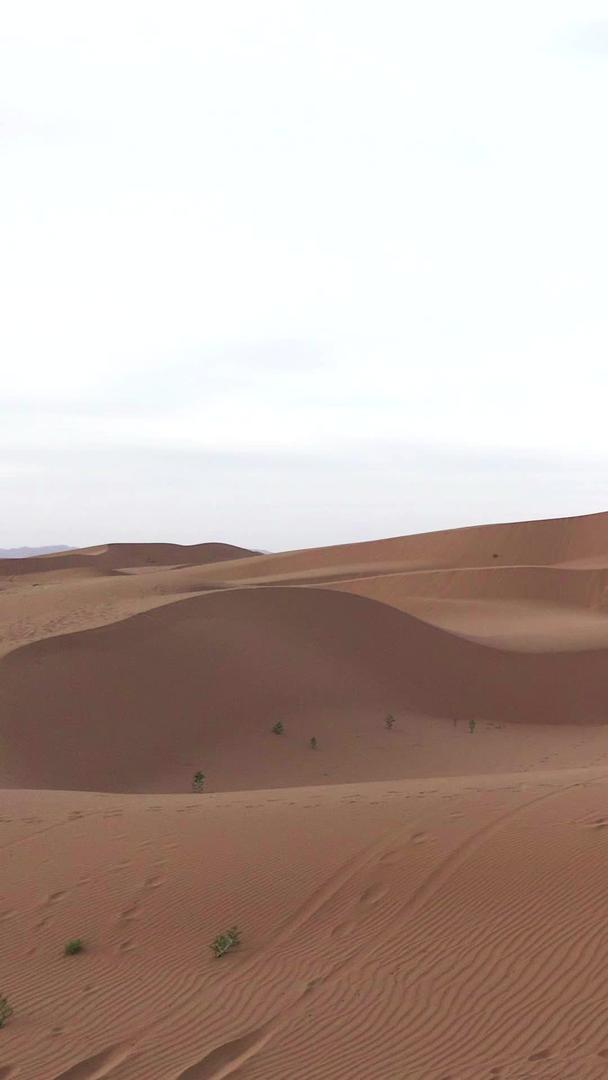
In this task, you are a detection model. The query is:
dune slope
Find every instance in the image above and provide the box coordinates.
[3,586,608,793]
[3,770,608,1079]
[6,512,608,1077]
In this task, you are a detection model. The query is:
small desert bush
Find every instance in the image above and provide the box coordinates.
[210,927,241,958]
[468,718,476,734]
[384,713,396,730]
[192,770,205,792]
[272,721,284,735]
[0,994,12,1027]
[310,736,318,750]
[64,939,84,956]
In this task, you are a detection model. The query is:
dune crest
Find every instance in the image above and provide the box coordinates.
[4,511,608,1077]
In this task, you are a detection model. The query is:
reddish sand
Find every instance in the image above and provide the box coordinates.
[3,514,608,1077]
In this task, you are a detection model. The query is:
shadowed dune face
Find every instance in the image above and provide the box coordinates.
[326,565,608,651]
[3,585,608,792]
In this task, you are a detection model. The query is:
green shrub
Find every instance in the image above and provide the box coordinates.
[384,713,396,730]
[0,994,12,1027]
[310,736,318,750]
[64,939,84,956]
[210,927,240,958]
[468,718,476,734]
[272,721,284,735]
[192,770,205,792]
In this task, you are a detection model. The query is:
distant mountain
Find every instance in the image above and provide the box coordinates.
[0,545,72,559]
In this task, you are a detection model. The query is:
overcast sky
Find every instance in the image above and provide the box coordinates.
[2,1,608,550]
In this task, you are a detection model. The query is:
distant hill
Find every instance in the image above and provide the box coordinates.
[0,545,72,559]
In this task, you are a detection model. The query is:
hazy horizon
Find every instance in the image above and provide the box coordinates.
[3,2,608,550]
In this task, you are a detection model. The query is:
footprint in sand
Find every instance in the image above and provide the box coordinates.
[52,1044,130,1079]
[120,902,139,922]
[143,873,165,888]
[528,1048,552,1062]
[359,882,388,905]
[38,890,66,910]
[380,849,401,864]
[330,920,357,939]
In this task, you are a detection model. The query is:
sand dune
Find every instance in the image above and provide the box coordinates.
[154,509,608,588]
[5,511,608,1076]
[4,585,608,794]
[0,541,257,579]
[4,769,608,1079]
[326,565,608,650]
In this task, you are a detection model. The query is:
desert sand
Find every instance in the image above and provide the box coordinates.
[3,512,608,1077]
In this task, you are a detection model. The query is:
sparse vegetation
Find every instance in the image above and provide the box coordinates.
[384,713,396,731]
[0,994,12,1027]
[210,927,241,958]
[272,721,284,735]
[192,770,205,792]
[64,939,84,956]
[310,736,318,749]
[468,718,476,734]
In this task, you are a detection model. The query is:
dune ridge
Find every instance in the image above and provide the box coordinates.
[4,510,608,1077]
[0,541,258,579]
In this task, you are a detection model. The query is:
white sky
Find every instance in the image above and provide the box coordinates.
[2,1,608,549]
